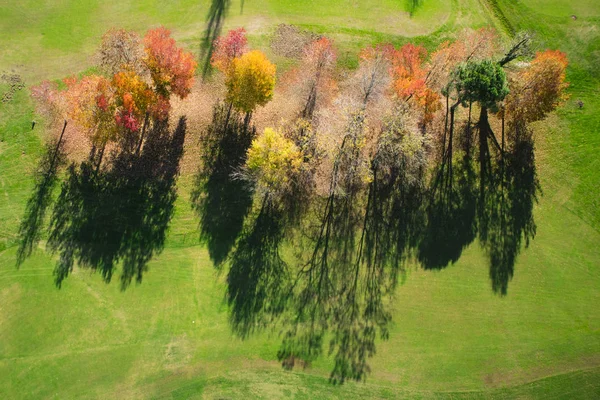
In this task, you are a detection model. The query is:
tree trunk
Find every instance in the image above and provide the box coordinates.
[243,111,252,129]
[136,112,150,156]
[223,101,234,133]
[50,120,68,170]
[442,95,449,161]
[478,107,490,203]
[302,82,318,120]
[447,104,457,190]
[95,142,106,175]
[465,101,472,156]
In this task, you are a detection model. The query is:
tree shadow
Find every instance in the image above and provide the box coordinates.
[418,124,478,270]
[275,136,395,383]
[275,187,398,384]
[479,124,539,295]
[191,104,254,267]
[226,198,292,337]
[417,120,539,294]
[200,0,231,78]
[16,136,67,267]
[405,0,422,17]
[47,117,187,289]
[215,117,539,381]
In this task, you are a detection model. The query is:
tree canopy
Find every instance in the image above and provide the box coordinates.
[449,60,509,109]
[225,50,276,114]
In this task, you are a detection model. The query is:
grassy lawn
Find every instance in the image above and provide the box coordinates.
[0,0,456,81]
[1,0,599,398]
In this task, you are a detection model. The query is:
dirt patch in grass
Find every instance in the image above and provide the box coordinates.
[270,24,319,59]
[1,72,25,103]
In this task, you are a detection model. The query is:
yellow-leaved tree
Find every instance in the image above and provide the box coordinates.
[245,128,302,200]
[226,50,276,116]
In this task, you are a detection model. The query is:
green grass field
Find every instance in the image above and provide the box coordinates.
[1,0,599,398]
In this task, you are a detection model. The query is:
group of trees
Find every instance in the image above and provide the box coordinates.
[31,27,196,167]
[195,28,568,382]
[23,24,569,382]
[20,27,195,285]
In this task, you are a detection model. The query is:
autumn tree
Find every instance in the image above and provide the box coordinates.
[352,45,393,108]
[30,80,68,127]
[427,28,499,94]
[144,26,197,99]
[505,50,568,126]
[244,128,303,202]
[98,29,144,75]
[225,50,276,120]
[391,43,440,129]
[392,43,427,100]
[32,26,196,166]
[210,28,248,73]
[297,37,337,119]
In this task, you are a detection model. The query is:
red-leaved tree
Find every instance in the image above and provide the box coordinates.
[210,28,249,73]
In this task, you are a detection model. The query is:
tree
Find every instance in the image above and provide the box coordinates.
[245,127,302,200]
[211,28,248,73]
[144,26,197,99]
[32,26,196,162]
[391,43,440,128]
[112,69,155,133]
[225,50,276,115]
[427,28,499,92]
[354,45,393,107]
[98,29,144,75]
[505,50,568,124]
[444,60,509,172]
[62,75,105,134]
[30,80,66,125]
[392,43,428,99]
[449,60,509,110]
[297,37,337,119]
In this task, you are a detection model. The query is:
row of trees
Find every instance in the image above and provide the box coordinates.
[196,28,568,382]
[24,25,569,382]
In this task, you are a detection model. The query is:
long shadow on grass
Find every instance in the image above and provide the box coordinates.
[47,117,187,289]
[191,104,254,267]
[16,132,67,267]
[226,197,292,337]
[418,124,478,270]
[405,0,422,17]
[417,121,539,295]
[234,182,403,384]
[200,0,231,78]
[220,119,539,382]
[478,124,539,295]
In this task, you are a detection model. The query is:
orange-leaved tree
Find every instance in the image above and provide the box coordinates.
[391,43,440,128]
[144,26,197,99]
[505,50,569,125]
[31,26,196,165]
[112,69,155,134]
